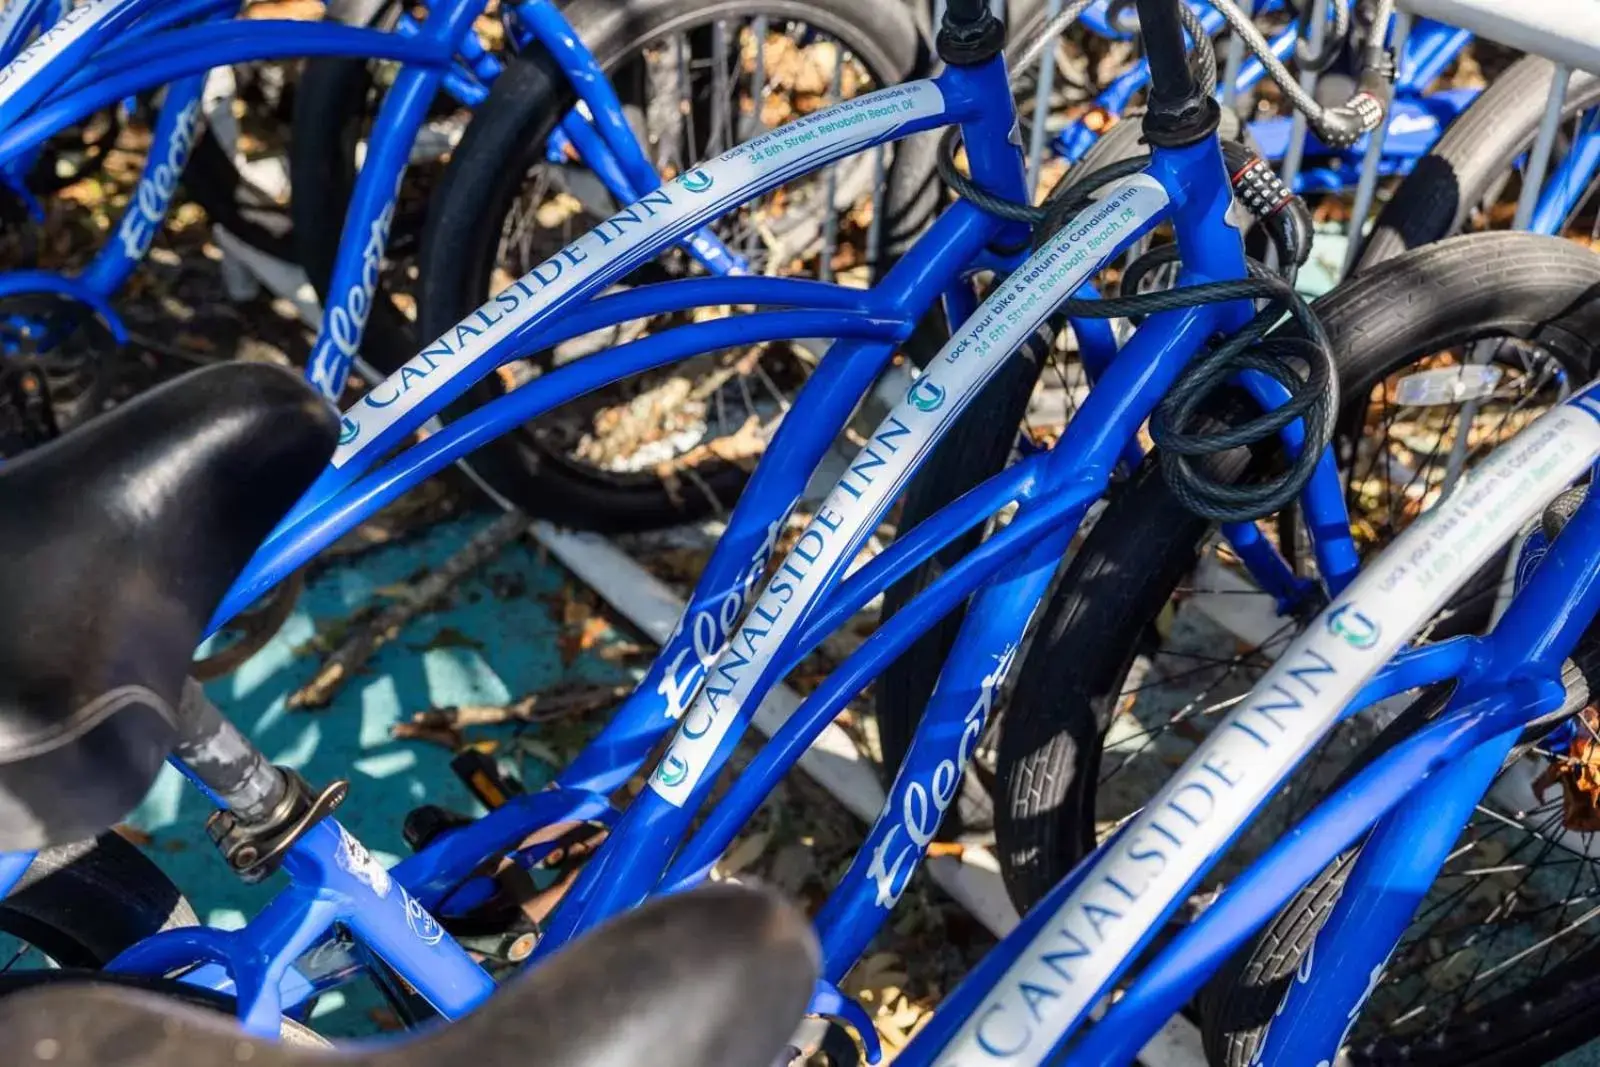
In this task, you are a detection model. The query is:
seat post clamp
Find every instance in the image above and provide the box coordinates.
[207,769,349,884]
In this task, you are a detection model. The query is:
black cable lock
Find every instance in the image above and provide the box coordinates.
[936,135,1337,524]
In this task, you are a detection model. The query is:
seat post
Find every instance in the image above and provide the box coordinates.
[176,680,349,884]
[175,679,288,823]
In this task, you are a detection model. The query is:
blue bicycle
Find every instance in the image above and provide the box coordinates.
[0,0,1367,1044]
[0,0,932,532]
[1,3,1597,1065]
[891,321,1600,1065]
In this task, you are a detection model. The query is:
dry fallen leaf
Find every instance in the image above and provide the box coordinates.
[717,829,773,877]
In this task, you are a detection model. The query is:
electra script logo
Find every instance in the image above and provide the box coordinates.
[308,172,405,400]
[867,645,1015,908]
[116,95,203,262]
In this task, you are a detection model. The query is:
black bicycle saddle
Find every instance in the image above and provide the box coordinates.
[0,363,336,850]
[0,882,818,1067]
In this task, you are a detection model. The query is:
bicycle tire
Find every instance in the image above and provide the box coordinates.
[1355,55,1600,270]
[414,0,930,530]
[0,833,196,968]
[0,970,326,1045]
[992,232,1600,912]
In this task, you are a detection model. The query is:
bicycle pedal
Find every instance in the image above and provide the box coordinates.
[0,361,58,458]
[402,804,474,852]
[452,927,540,965]
[450,750,525,810]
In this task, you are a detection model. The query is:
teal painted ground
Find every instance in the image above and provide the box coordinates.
[123,511,633,1032]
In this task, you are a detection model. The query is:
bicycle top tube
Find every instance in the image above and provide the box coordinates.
[321,80,955,471]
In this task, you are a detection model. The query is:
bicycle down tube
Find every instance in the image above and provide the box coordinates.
[102,47,1108,1016]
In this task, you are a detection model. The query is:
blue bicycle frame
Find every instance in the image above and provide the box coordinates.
[0,1,1382,1047]
[896,389,1600,1064]
[0,56,1046,1033]
[0,0,752,400]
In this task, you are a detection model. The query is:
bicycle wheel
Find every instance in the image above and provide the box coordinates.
[0,833,196,969]
[990,232,1600,913]
[413,0,932,530]
[1356,56,1600,270]
[0,969,326,1044]
[1201,528,1600,1065]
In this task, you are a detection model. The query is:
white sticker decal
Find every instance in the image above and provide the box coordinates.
[0,0,118,110]
[934,401,1600,1065]
[401,887,444,945]
[648,174,1172,807]
[115,95,204,262]
[867,644,1016,907]
[335,824,392,899]
[329,80,948,466]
